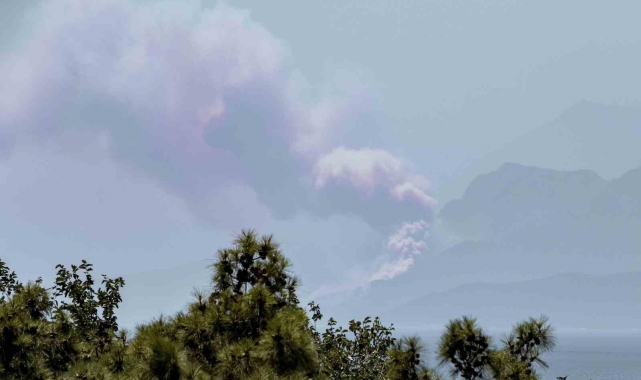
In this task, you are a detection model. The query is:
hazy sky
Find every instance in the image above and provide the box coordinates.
[1,0,640,303]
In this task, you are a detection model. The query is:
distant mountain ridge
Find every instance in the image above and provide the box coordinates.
[321,163,641,327]
[436,163,641,253]
[380,271,641,330]
[435,100,641,206]
[117,100,641,331]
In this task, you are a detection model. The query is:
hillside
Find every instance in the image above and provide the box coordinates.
[436,163,641,253]
[435,100,641,206]
[380,272,641,330]
[115,163,641,331]
[321,164,641,326]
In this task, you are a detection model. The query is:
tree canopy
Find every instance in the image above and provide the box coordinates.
[0,230,560,379]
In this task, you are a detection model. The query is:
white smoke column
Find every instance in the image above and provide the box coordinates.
[309,146,436,292]
[0,0,439,295]
[369,220,430,282]
[312,146,436,207]
[310,220,431,298]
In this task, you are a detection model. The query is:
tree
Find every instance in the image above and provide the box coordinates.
[53,260,125,357]
[386,336,442,380]
[506,316,556,370]
[308,301,397,380]
[437,315,557,380]
[438,316,493,380]
[0,259,22,303]
[0,258,127,380]
[210,229,299,308]
[0,230,559,380]
[489,316,556,380]
[170,230,318,379]
[0,281,54,380]
[487,349,537,380]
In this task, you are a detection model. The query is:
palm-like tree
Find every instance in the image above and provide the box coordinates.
[438,316,492,380]
[126,315,189,380]
[1,231,560,380]
[256,307,317,377]
[210,230,299,308]
[0,281,55,380]
[387,336,442,380]
[487,349,536,380]
[503,316,556,377]
[141,335,183,380]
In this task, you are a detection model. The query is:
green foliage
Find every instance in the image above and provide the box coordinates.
[140,334,183,380]
[505,316,556,370]
[489,316,556,380]
[257,307,317,377]
[211,230,299,308]
[386,336,442,380]
[438,316,558,380]
[488,349,537,380]
[308,301,424,380]
[0,229,560,379]
[438,316,493,380]
[53,260,125,356]
[0,281,55,380]
[0,258,22,302]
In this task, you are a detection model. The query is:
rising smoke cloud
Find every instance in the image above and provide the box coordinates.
[371,220,430,282]
[0,0,436,290]
[312,147,436,208]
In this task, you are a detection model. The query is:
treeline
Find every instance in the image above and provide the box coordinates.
[1,230,557,380]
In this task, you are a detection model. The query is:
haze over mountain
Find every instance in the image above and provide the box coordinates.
[436,162,641,252]
[382,271,641,330]
[109,100,641,330]
[318,161,641,326]
[2,0,641,341]
[95,96,641,331]
[108,157,641,331]
[436,101,641,205]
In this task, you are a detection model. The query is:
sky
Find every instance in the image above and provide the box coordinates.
[1,0,641,320]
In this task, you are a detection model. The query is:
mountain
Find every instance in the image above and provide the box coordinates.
[320,164,641,326]
[379,272,641,330]
[435,100,641,206]
[115,162,641,331]
[436,163,641,253]
[318,238,640,327]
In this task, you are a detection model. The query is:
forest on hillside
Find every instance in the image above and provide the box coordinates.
[1,230,558,380]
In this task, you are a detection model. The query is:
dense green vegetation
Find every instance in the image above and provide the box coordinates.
[1,230,558,379]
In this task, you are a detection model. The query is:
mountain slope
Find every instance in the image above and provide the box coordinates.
[435,100,641,206]
[380,272,641,330]
[436,163,641,253]
[321,164,641,326]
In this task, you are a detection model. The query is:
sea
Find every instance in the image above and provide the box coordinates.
[394,328,641,380]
